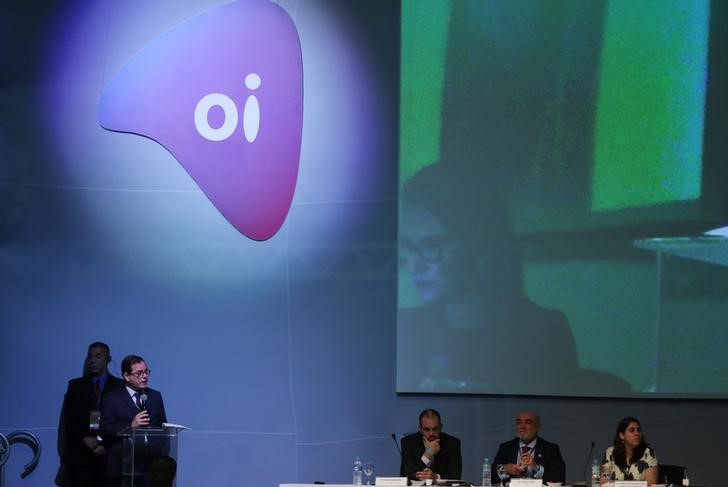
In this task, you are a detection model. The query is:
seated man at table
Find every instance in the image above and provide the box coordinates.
[400,409,462,481]
[491,411,565,484]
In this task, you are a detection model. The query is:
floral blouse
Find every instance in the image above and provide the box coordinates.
[602,445,658,481]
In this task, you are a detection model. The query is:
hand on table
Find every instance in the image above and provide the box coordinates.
[416,468,437,480]
[504,463,524,476]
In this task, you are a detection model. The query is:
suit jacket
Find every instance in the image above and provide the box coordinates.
[491,437,565,484]
[100,386,167,478]
[60,373,125,467]
[400,432,462,480]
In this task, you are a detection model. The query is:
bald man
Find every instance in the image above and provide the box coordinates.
[491,411,565,484]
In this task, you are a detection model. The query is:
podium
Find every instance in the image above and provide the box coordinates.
[118,425,186,487]
[634,236,728,393]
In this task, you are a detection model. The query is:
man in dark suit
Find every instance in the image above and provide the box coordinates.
[400,409,462,481]
[101,354,167,487]
[59,342,125,487]
[491,411,565,484]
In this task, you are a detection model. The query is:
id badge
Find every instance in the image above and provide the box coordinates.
[89,410,101,430]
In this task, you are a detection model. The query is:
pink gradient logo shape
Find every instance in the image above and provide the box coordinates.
[98,0,303,240]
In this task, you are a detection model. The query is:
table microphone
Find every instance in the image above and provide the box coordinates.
[392,433,410,482]
[582,440,595,484]
[391,433,403,456]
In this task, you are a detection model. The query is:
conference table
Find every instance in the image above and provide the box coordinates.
[280,483,706,487]
[281,484,355,487]
[281,484,353,487]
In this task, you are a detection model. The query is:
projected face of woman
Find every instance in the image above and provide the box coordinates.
[400,205,463,305]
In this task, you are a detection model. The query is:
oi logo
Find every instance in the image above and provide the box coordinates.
[98,0,303,241]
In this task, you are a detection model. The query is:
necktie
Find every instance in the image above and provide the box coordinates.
[521,447,533,478]
[134,392,142,409]
[94,380,101,399]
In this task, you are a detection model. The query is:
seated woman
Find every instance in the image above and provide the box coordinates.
[601,417,658,485]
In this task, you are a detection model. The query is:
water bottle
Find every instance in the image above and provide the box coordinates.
[353,456,363,486]
[590,459,600,487]
[482,457,491,487]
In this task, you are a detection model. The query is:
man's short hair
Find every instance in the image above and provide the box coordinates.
[419,409,442,426]
[121,355,145,375]
[88,341,110,354]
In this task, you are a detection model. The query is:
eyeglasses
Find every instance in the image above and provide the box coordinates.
[128,369,151,378]
[399,236,457,265]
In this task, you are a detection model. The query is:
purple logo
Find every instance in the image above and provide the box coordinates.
[98,0,303,241]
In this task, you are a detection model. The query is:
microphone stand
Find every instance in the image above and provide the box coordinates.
[392,433,410,484]
[575,441,596,487]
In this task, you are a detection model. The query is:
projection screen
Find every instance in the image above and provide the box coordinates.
[397,0,728,397]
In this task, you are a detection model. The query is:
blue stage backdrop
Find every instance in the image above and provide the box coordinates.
[0,1,726,486]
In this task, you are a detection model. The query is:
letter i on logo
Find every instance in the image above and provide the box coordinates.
[244,73,261,143]
[193,72,261,143]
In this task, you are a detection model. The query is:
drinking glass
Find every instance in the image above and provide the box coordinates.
[363,462,375,485]
[601,464,613,486]
[496,464,509,486]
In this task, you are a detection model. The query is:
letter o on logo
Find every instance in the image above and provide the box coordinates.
[194,93,238,141]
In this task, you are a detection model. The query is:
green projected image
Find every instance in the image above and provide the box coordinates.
[399,0,450,184]
[592,0,709,211]
[398,0,727,398]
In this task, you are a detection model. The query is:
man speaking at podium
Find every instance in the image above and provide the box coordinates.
[400,409,462,481]
[101,355,167,487]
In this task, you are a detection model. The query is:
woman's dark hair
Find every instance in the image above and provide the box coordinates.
[611,416,649,469]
